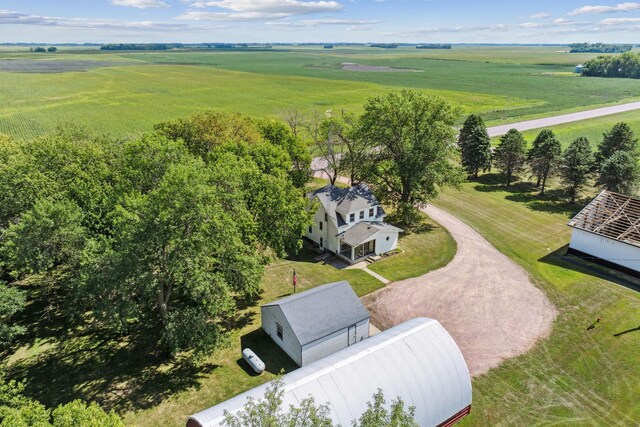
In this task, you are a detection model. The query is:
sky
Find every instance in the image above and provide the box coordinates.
[1,1,640,44]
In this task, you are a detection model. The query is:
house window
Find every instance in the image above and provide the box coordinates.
[350,213,355,222]
[324,213,328,221]
[276,322,283,340]
[359,211,364,220]
[320,237,324,247]
[308,226,312,234]
[386,236,390,241]
[319,221,323,231]
[369,208,374,217]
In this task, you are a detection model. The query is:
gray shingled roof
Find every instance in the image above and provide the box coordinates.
[308,184,382,224]
[338,221,403,247]
[262,281,369,346]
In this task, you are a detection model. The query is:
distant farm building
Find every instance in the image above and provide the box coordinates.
[187,318,472,427]
[306,184,403,264]
[575,64,584,73]
[261,281,370,366]
[567,190,640,277]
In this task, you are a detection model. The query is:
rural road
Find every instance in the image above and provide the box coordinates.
[361,205,557,376]
[487,101,640,137]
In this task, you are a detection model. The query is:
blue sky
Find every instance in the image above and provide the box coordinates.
[1,1,640,43]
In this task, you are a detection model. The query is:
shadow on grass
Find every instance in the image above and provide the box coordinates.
[238,328,298,376]
[614,326,640,337]
[538,245,640,294]
[3,282,222,414]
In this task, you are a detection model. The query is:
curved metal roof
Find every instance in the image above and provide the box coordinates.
[187,318,472,427]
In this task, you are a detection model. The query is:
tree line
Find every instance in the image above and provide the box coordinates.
[581,52,640,79]
[458,116,639,201]
[569,43,633,53]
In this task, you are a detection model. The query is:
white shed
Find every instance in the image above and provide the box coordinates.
[567,190,640,277]
[261,281,370,366]
[187,318,472,427]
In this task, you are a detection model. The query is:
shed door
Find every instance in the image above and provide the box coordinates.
[348,325,357,346]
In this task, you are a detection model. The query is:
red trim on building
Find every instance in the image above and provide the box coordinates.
[437,405,471,427]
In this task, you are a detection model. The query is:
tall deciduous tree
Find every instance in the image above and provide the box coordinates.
[559,137,594,203]
[494,129,527,187]
[305,112,344,186]
[357,90,464,224]
[595,122,638,166]
[257,119,311,188]
[0,282,26,350]
[598,151,639,195]
[458,114,492,178]
[527,129,562,195]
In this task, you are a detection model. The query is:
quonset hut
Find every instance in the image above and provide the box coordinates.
[187,318,472,427]
[568,190,640,277]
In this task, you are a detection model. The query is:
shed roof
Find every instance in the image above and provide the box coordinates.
[187,318,472,427]
[338,221,403,247]
[568,190,640,248]
[262,281,369,345]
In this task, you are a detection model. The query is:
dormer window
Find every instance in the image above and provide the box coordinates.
[359,211,364,220]
[369,208,374,217]
[350,213,355,222]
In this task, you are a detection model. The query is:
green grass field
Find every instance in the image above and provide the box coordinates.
[1,45,639,140]
[432,178,640,425]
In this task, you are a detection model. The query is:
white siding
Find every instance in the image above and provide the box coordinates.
[375,230,399,255]
[301,319,369,366]
[261,306,302,365]
[570,228,640,273]
[189,318,472,427]
[306,204,341,253]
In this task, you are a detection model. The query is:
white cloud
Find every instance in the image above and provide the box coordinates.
[265,18,378,27]
[111,0,170,8]
[529,12,551,19]
[178,0,342,21]
[600,16,640,24]
[568,2,640,15]
[0,9,189,31]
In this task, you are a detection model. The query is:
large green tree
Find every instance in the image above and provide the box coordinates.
[559,137,594,203]
[595,122,638,166]
[494,129,527,187]
[527,129,562,195]
[598,151,639,195]
[357,90,464,224]
[0,283,25,350]
[458,114,492,178]
[257,119,311,188]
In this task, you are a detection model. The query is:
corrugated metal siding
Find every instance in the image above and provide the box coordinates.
[261,306,302,365]
[189,318,472,427]
[570,228,640,273]
[301,319,369,365]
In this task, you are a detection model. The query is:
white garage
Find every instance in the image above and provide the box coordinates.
[567,190,640,277]
[187,318,472,427]
[261,281,370,366]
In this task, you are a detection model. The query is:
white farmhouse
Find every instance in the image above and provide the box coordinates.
[306,184,403,264]
[568,190,640,277]
[261,281,370,366]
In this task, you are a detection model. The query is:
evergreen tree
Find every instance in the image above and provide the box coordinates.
[458,114,492,178]
[559,137,594,203]
[598,151,639,195]
[595,122,638,166]
[494,129,527,187]
[527,130,561,195]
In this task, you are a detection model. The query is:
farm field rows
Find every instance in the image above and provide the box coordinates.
[0,45,639,140]
[432,180,640,425]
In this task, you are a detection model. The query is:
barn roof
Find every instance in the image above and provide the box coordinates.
[568,190,640,248]
[187,318,472,427]
[262,281,369,345]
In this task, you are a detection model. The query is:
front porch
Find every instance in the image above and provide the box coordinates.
[338,239,376,264]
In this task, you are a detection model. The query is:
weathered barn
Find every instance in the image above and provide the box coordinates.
[261,281,370,366]
[187,318,472,427]
[567,190,640,276]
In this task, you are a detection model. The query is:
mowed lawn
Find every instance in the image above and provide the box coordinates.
[368,212,456,282]
[432,179,640,425]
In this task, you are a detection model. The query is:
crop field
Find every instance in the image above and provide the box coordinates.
[433,180,640,425]
[0,45,639,140]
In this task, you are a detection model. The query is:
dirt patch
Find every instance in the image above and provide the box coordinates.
[0,59,141,73]
[362,204,557,376]
[341,62,422,73]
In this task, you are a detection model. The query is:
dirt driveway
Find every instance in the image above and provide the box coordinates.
[362,205,557,376]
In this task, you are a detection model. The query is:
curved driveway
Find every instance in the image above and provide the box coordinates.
[362,205,557,376]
